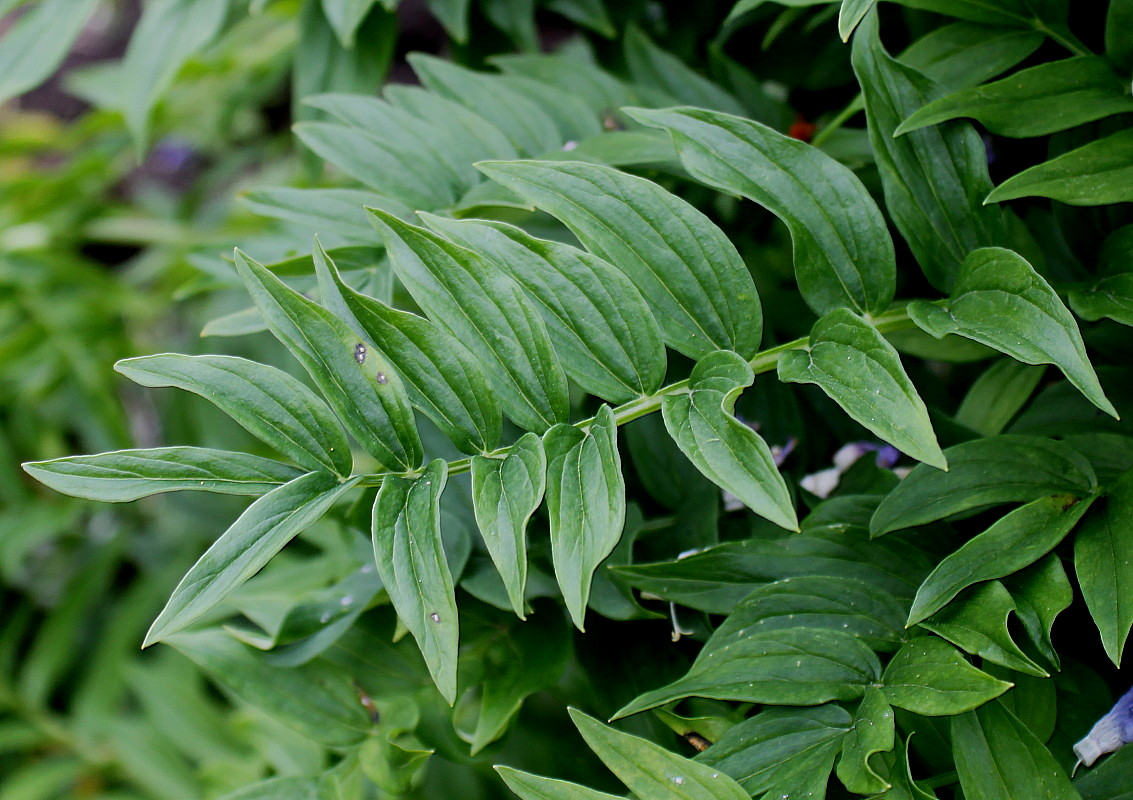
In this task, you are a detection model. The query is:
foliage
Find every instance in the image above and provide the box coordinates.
[7,0,1133,798]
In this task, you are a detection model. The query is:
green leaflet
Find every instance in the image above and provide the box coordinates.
[851,11,1006,292]
[496,767,625,800]
[986,129,1133,206]
[119,0,231,150]
[882,637,1011,716]
[543,0,615,37]
[115,353,353,476]
[955,360,1046,437]
[1074,467,1133,666]
[0,0,100,106]
[167,629,371,748]
[661,350,798,531]
[470,433,545,618]
[839,0,875,40]
[897,57,1133,139]
[907,494,1096,626]
[145,472,360,646]
[242,187,409,242]
[920,581,1049,677]
[383,84,517,167]
[836,688,894,794]
[22,447,302,503]
[899,22,1044,91]
[368,209,568,433]
[423,0,470,42]
[543,405,625,630]
[408,54,561,155]
[1070,273,1133,328]
[491,53,634,116]
[885,0,1068,29]
[569,709,750,800]
[629,106,895,317]
[778,308,945,469]
[623,26,746,116]
[700,705,851,797]
[372,460,459,704]
[312,240,500,455]
[499,73,600,143]
[952,701,1079,800]
[293,122,456,210]
[421,214,666,402]
[1000,555,1071,669]
[614,628,881,718]
[908,247,1117,418]
[476,160,762,360]
[870,434,1097,536]
[320,0,382,47]
[233,250,421,471]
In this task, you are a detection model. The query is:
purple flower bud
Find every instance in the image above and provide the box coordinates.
[875,444,901,470]
[1073,686,1133,770]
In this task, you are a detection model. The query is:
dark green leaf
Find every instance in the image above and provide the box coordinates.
[23,447,302,502]
[952,700,1079,800]
[871,434,1096,535]
[851,11,1006,291]
[422,215,666,403]
[882,637,1012,715]
[898,57,1133,138]
[908,247,1116,417]
[0,0,100,105]
[907,494,1095,625]
[543,405,625,630]
[630,106,895,317]
[372,460,458,703]
[312,240,500,455]
[242,188,409,242]
[988,129,1133,206]
[234,249,422,471]
[779,308,945,468]
[145,472,360,646]
[662,351,797,531]
[700,705,851,796]
[615,628,881,718]
[496,767,625,800]
[470,433,545,618]
[623,26,746,116]
[1006,554,1072,668]
[321,0,381,47]
[899,22,1044,90]
[570,708,750,800]
[1070,273,1133,328]
[955,360,1045,436]
[477,159,762,360]
[543,0,615,37]
[115,354,353,476]
[368,209,568,433]
[837,688,895,794]
[423,0,469,41]
[168,629,371,747]
[1075,467,1133,666]
[885,0,1068,28]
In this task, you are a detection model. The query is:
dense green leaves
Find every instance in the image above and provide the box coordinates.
[663,351,798,531]
[22,448,302,502]
[421,215,666,402]
[372,460,458,704]
[312,240,500,455]
[882,637,1012,715]
[909,247,1117,417]
[234,249,422,470]
[907,494,1096,625]
[543,405,625,630]
[1075,467,1133,666]
[470,433,546,618]
[369,209,568,433]
[477,159,762,359]
[115,354,353,476]
[986,129,1133,206]
[145,472,360,646]
[779,308,945,468]
[852,11,1006,291]
[630,106,895,316]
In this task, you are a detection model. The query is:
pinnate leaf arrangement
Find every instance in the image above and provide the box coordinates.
[20,0,1133,797]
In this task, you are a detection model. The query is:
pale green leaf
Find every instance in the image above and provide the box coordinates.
[23,447,302,503]
[321,0,381,47]
[383,83,517,166]
[496,767,625,800]
[662,350,798,531]
[543,405,625,630]
[629,106,895,316]
[986,129,1133,206]
[477,159,762,360]
[882,637,1012,715]
[839,0,875,40]
[0,0,100,105]
[115,354,353,476]
[470,433,545,618]
[367,209,568,433]
[908,247,1117,418]
[779,308,945,468]
[242,187,409,242]
[233,249,423,471]
[423,0,470,41]
[145,472,360,646]
[372,460,458,703]
[907,494,1096,625]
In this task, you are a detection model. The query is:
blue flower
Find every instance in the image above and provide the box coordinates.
[1073,686,1133,771]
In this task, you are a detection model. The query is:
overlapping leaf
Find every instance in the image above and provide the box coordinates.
[986,129,1133,206]
[1075,467,1133,666]
[882,637,1012,716]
